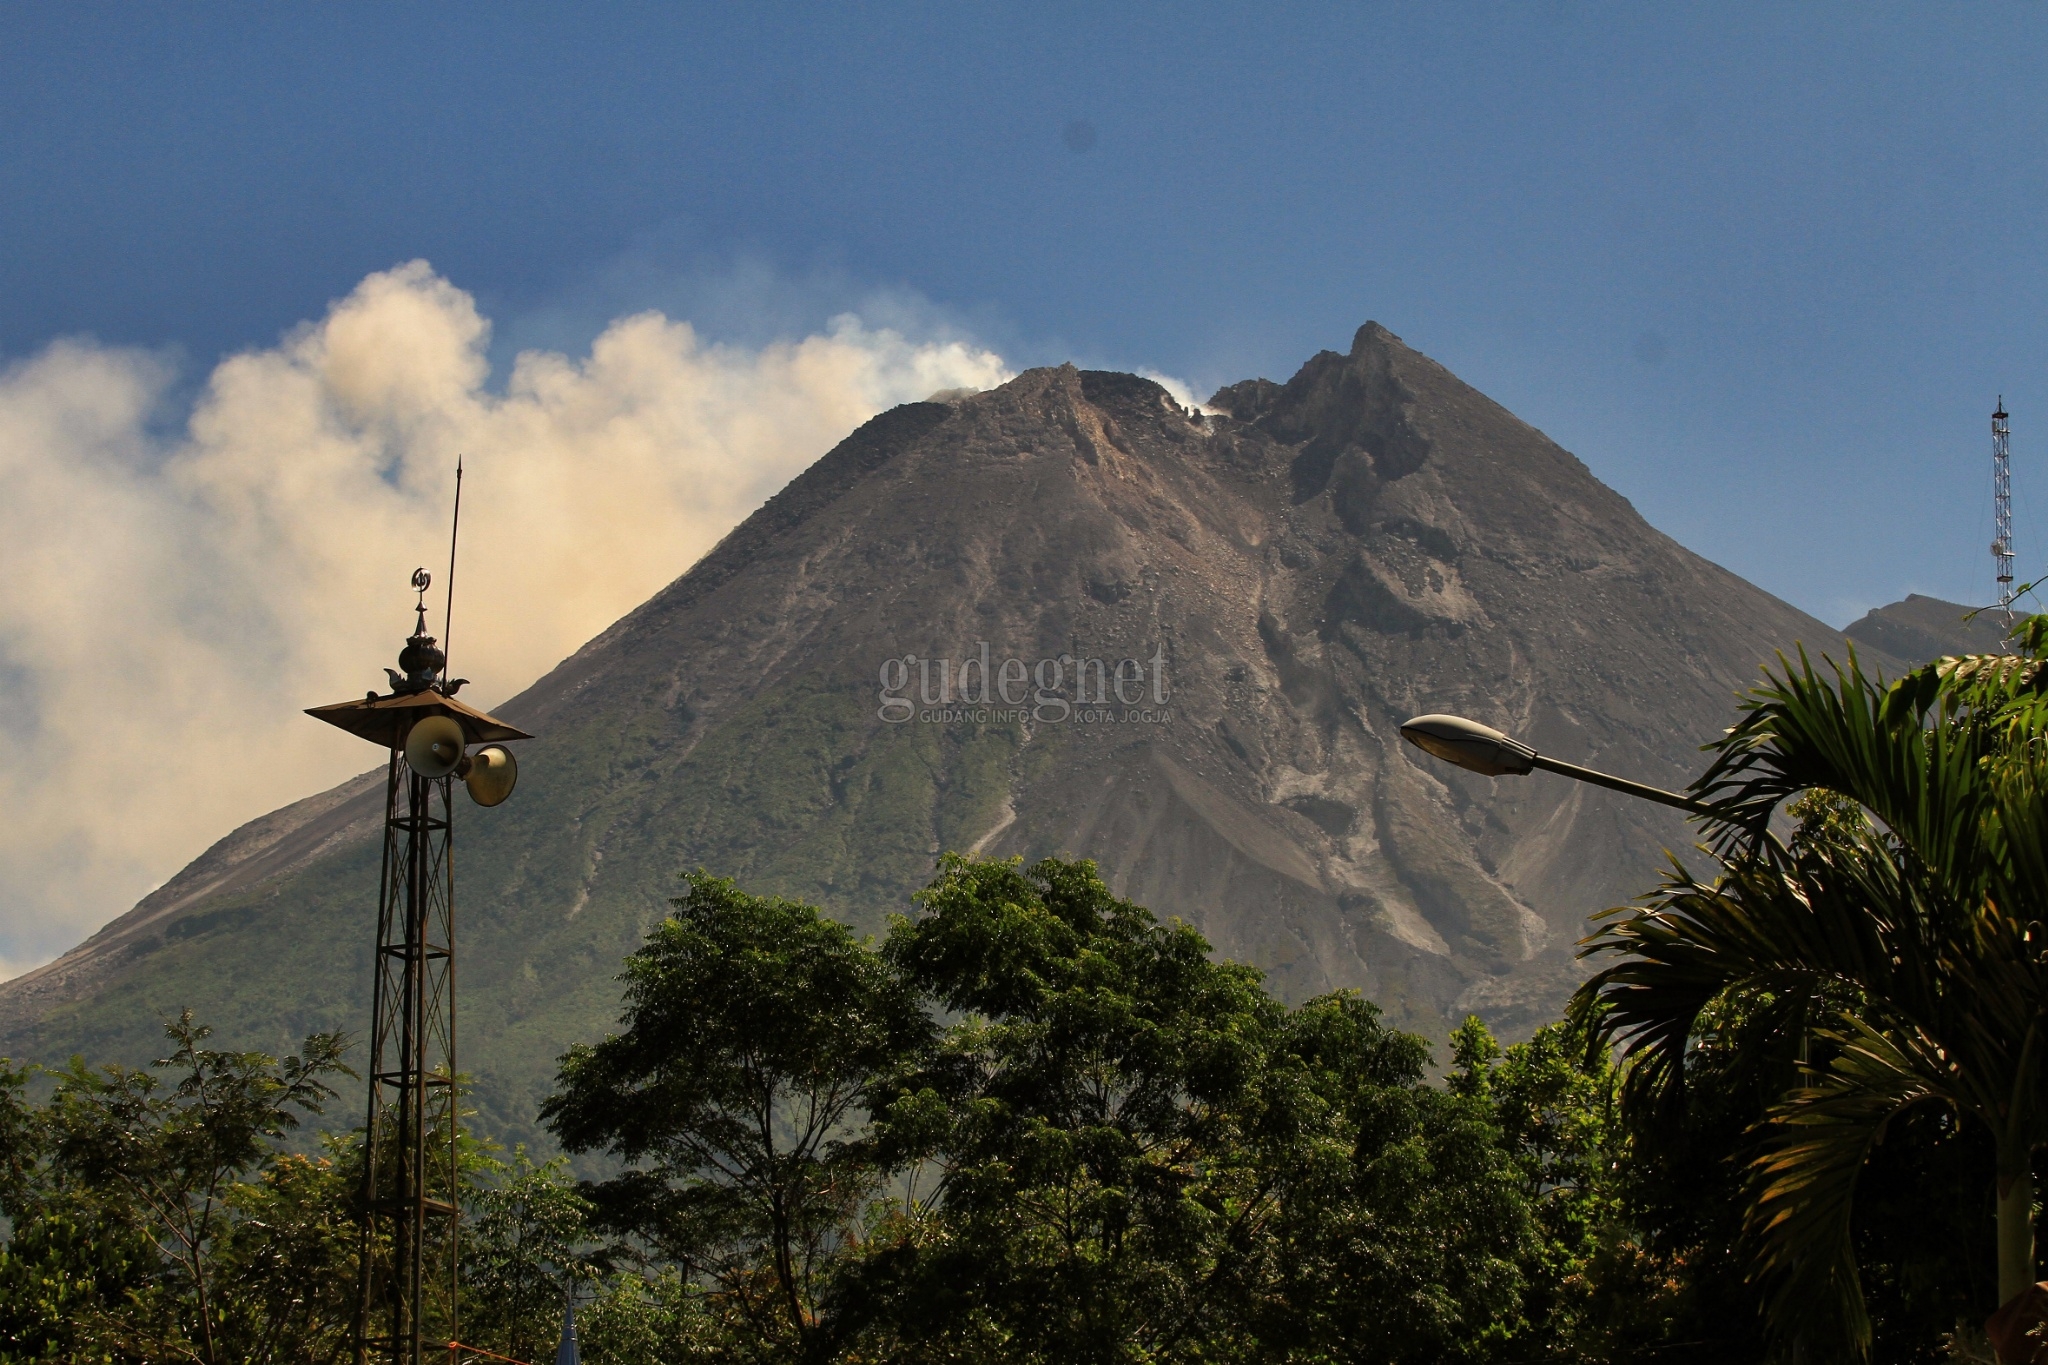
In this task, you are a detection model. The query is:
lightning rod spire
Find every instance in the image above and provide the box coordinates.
[443,457,463,681]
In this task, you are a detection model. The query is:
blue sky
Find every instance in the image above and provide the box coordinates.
[6,3,2045,625]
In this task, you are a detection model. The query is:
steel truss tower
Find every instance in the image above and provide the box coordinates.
[358,750,461,1362]
[309,579,528,1365]
[1996,399,2015,620]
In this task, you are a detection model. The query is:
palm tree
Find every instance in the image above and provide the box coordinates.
[1573,623,2048,1358]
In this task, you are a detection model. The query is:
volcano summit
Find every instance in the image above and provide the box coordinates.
[0,323,1894,1133]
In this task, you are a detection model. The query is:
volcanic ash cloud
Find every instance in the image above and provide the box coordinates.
[0,260,1011,976]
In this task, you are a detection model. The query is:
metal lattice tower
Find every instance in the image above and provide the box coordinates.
[359,741,460,1363]
[1995,398,2015,620]
[309,568,528,1365]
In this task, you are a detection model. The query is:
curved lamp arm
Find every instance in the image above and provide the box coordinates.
[1399,713,1713,817]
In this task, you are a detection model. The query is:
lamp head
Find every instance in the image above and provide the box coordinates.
[1399,714,1537,777]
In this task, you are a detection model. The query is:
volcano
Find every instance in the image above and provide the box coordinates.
[0,323,1899,1134]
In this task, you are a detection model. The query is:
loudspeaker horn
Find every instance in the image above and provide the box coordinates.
[404,715,467,778]
[464,745,518,807]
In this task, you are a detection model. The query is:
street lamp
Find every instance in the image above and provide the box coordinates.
[1399,714,1713,817]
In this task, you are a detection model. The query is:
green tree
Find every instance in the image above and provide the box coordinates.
[851,854,1536,1365]
[207,1140,360,1363]
[855,853,1287,1362]
[0,1058,40,1211]
[0,1055,162,1365]
[0,1014,353,1364]
[577,1268,742,1365]
[1448,1016,1633,1361]
[462,1147,609,1364]
[542,870,931,1359]
[1251,997,1534,1364]
[1574,631,2048,1357]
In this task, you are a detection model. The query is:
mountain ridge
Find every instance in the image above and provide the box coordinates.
[1845,591,2014,662]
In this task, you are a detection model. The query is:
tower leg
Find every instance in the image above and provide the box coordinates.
[354,748,459,1365]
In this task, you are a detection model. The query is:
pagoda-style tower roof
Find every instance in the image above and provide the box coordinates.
[305,688,530,748]
[307,569,530,750]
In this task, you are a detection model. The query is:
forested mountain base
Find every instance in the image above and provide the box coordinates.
[0,857,1994,1364]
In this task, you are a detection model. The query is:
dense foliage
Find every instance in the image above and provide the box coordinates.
[0,856,2010,1362]
[0,1012,357,1364]
[1576,621,2048,1361]
[541,858,1999,1364]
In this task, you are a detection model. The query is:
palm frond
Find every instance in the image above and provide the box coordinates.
[1576,828,1921,1113]
[1693,648,2004,900]
[1573,617,2048,1362]
[1744,1020,1942,1359]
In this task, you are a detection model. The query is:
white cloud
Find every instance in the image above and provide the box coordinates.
[0,262,1011,977]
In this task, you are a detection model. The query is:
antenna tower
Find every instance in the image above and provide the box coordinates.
[306,469,530,1365]
[1995,398,2015,621]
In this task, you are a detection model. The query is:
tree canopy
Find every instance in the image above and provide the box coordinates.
[0,849,2016,1363]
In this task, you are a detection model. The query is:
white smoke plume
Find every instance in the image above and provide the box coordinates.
[0,261,1011,978]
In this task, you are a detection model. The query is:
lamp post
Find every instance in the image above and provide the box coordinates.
[1398,713,1712,817]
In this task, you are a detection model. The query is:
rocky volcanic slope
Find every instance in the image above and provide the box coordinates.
[0,324,1901,1137]
[1846,592,2014,660]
